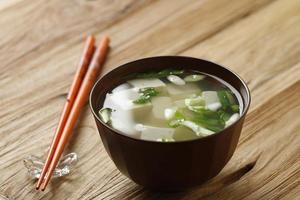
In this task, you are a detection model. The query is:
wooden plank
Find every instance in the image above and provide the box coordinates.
[0,0,299,199]
[101,0,274,74]
[0,0,24,11]
[182,0,300,110]
[0,0,153,73]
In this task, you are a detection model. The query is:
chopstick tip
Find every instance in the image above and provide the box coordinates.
[36,181,41,190]
[88,35,96,43]
[40,184,46,191]
[102,35,110,44]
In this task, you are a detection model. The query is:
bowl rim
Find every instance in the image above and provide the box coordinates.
[89,56,251,144]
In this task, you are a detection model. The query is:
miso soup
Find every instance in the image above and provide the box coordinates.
[98,69,242,142]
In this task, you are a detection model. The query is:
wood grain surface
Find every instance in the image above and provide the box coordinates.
[0,0,299,199]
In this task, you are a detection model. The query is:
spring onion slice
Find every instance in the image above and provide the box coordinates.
[133,87,159,104]
[99,108,112,124]
[184,74,205,82]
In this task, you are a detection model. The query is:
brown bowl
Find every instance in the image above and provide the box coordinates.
[89,56,251,191]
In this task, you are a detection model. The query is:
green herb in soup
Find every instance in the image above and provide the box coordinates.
[133,87,159,104]
[98,108,112,124]
[98,70,242,142]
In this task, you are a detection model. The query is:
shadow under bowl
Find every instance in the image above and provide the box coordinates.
[89,56,251,191]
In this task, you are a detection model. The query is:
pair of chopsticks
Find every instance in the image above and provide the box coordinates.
[36,35,110,191]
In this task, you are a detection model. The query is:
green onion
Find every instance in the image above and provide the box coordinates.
[168,120,181,128]
[181,121,215,136]
[218,110,232,121]
[98,108,112,124]
[133,95,151,104]
[184,74,205,82]
[185,96,205,107]
[133,87,159,104]
[185,107,225,132]
[192,116,225,132]
[172,107,225,132]
[231,104,240,113]
[168,104,234,133]
[174,110,185,119]
[168,110,185,128]
[217,90,240,113]
[217,90,231,109]
[191,108,220,118]
[225,91,236,105]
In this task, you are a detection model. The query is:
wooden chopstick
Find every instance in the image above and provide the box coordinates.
[40,36,110,191]
[36,35,95,190]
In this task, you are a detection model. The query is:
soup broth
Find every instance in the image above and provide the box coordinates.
[98,69,242,142]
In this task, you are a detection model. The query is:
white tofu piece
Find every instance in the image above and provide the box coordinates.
[112,83,131,93]
[184,74,206,82]
[202,91,220,105]
[174,99,186,108]
[167,75,186,85]
[181,121,215,136]
[164,107,177,120]
[127,78,166,91]
[111,112,140,137]
[110,88,139,101]
[202,91,222,111]
[109,88,145,108]
[108,88,152,119]
[133,104,153,120]
[166,83,201,100]
[151,97,173,120]
[137,125,175,141]
[206,102,222,111]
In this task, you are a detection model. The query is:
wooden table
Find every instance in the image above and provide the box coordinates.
[0,0,299,199]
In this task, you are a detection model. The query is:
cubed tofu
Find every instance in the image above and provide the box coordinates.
[110,88,142,108]
[137,115,168,127]
[111,112,140,137]
[164,107,177,120]
[206,102,222,111]
[110,88,139,101]
[151,97,173,120]
[174,99,186,108]
[167,75,186,85]
[166,83,201,100]
[112,83,131,93]
[202,91,220,105]
[127,78,166,92]
[131,103,153,120]
[138,125,175,141]
[108,88,152,119]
